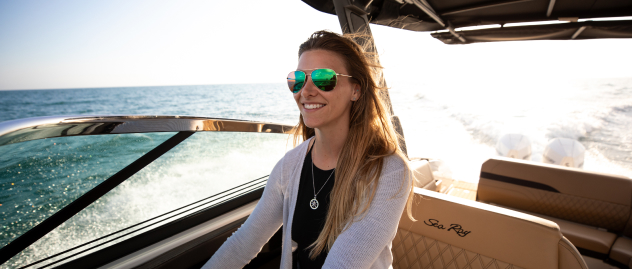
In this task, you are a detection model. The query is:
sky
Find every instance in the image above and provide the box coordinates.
[1,0,631,90]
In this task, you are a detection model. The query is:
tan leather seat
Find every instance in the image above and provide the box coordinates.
[624,209,632,238]
[490,203,618,255]
[610,237,632,268]
[409,159,438,191]
[477,157,632,258]
[393,188,587,269]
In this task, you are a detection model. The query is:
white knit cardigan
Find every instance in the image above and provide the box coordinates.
[201,137,410,269]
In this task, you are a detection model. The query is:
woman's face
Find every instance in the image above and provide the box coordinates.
[294,49,360,131]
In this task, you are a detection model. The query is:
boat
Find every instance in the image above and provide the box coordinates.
[1,0,632,268]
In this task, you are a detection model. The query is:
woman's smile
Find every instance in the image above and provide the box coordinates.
[303,103,326,110]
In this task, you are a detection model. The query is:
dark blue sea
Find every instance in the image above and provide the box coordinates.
[0,79,631,267]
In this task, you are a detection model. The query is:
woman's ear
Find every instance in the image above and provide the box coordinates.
[352,84,361,101]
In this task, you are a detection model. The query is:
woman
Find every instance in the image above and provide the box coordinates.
[202,30,413,269]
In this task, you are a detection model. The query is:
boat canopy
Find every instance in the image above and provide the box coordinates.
[301,0,632,44]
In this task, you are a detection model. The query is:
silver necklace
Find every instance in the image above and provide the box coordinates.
[310,149,335,210]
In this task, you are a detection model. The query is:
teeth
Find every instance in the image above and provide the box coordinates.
[304,104,325,109]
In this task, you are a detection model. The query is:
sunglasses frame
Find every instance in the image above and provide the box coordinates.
[287,68,353,93]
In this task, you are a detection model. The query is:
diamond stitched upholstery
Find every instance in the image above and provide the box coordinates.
[478,157,632,233]
[517,187,628,231]
[396,188,584,269]
[393,229,524,269]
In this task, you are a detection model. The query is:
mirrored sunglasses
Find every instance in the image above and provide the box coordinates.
[287,68,353,93]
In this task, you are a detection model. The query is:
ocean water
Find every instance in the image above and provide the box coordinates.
[388,77,632,181]
[0,79,631,267]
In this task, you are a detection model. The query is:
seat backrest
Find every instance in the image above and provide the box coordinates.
[477,157,632,234]
[394,188,587,269]
[409,159,436,190]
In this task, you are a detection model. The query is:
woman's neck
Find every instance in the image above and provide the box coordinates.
[311,127,348,170]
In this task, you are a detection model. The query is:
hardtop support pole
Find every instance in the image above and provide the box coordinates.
[411,0,446,27]
[448,22,467,43]
[332,0,408,158]
[571,26,587,39]
[547,0,556,17]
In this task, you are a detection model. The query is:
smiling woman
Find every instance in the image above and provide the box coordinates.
[202,30,414,269]
[1,0,632,268]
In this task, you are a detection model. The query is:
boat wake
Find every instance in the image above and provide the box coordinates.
[390,77,632,180]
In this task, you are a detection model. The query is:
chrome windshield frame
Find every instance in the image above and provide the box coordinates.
[0,115,294,147]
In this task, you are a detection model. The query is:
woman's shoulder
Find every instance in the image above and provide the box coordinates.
[375,153,412,199]
[381,153,408,175]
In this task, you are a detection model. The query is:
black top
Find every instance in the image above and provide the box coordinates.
[292,141,335,269]
[301,0,632,36]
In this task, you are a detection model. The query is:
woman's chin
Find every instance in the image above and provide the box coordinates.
[303,120,322,130]
[304,123,319,129]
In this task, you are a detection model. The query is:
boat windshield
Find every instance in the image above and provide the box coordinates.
[0,131,289,268]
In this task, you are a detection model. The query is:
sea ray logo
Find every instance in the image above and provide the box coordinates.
[424,219,471,237]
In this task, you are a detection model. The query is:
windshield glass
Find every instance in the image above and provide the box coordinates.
[1,131,289,268]
[0,132,175,249]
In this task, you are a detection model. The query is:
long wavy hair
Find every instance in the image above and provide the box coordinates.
[292,30,414,259]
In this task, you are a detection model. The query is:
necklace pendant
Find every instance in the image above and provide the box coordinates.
[310,198,319,210]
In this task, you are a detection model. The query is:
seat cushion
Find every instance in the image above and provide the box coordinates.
[610,237,632,268]
[528,212,616,255]
[486,203,617,255]
[409,159,436,190]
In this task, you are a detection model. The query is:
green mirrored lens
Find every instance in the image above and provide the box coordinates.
[311,69,337,91]
[287,71,306,93]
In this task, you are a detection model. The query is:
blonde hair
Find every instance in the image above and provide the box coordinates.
[292,30,414,259]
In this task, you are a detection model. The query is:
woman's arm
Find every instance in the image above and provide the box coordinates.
[201,157,286,269]
[323,157,410,268]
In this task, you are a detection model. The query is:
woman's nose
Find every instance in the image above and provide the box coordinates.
[301,76,319,97]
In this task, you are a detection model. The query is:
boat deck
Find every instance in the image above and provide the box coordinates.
[445,180,478,200]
